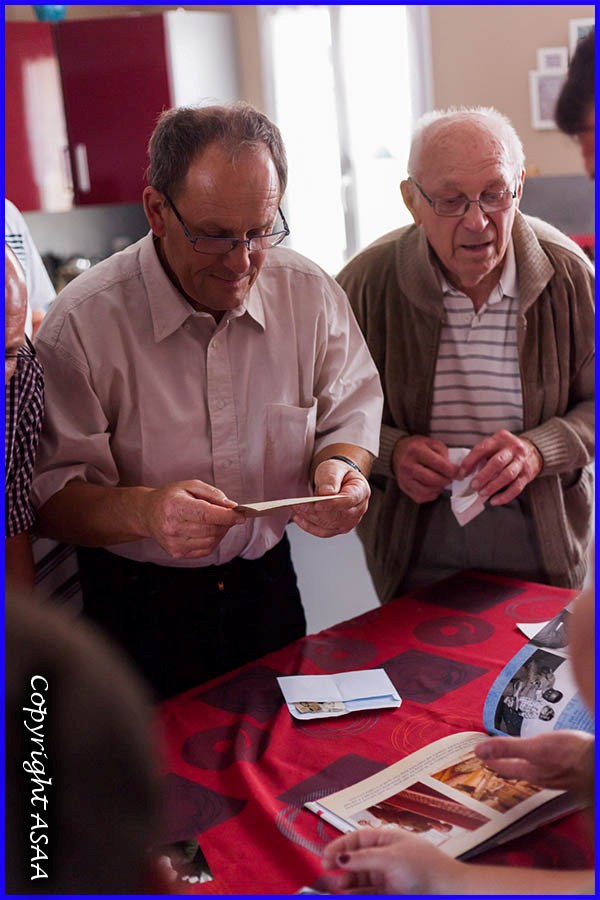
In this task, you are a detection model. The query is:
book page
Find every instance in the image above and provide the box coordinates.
[482,608,594,737]
[306,732,565,859]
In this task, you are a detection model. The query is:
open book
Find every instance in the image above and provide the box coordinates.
[305,607,593,858]
[482,605,593,738]
[305,731,581,860]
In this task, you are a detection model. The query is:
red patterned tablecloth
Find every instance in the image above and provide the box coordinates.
[157,570,593,894]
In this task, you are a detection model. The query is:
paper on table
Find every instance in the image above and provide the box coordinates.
[236,494,344,517]
[448,447,485,526]
[277,669,401,720]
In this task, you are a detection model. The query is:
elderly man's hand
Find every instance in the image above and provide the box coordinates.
[459,430,543,505]
[475,732,594,798]
[291,460,370,538]
[392,435,458,503]
[142,480,245,558]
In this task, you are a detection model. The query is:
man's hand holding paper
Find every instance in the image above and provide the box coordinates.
[292,456,371,538]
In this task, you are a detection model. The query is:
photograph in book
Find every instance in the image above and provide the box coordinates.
[483,608,594,738]
[431,751,542,813]
[305,732,576,860]
[345,780,490,851]
[490,648,571,737]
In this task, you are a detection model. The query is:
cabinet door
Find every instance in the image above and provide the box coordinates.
[55,15,172,205]
[6,22,72,212]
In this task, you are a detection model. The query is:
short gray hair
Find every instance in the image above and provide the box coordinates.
[407,106,525,178]
[146,102,288,199]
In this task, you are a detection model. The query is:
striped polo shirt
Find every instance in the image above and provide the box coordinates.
[430,240,522,447]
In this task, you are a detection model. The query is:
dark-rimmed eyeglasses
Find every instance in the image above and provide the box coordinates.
[409,178,518,217]
[164,194,290,254]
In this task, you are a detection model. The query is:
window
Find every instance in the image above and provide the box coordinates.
[262,5,432,274]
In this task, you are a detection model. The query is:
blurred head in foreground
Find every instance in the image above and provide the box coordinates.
[5,593,164,893]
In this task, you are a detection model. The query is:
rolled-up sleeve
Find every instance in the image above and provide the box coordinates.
[32,325,120,510]
[312,278,383,458]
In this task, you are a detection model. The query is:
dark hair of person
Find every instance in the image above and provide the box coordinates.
[555,29,595,134]
[147,102,288,199]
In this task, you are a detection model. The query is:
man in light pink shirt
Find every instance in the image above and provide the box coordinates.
[32,103,383,699]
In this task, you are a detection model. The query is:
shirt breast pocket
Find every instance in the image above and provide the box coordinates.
[264,400,318,500]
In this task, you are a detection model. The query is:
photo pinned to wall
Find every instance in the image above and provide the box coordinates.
[528,70,566,130]
[568,18,594,57]
[536,46,568,73]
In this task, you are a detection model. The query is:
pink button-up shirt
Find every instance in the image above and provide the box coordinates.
[33,233,382,566]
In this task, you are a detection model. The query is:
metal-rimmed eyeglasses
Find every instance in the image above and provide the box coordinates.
[164,193,290,254]
[409,178,518,217]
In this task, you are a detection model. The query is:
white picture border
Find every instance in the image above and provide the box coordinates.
[568,18,594,57]
[528,70,566,130]
[536,46,568,73]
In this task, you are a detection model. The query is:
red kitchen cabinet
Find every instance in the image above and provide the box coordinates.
[54,15,172,206]
[5,21,72,212]
[6,11,240,210]
[56,11,240,206]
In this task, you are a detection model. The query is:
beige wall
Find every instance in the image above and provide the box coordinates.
[6,5,594,175]
[429,5,594,176]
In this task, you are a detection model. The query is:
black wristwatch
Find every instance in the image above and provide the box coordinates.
[328,455,365,478]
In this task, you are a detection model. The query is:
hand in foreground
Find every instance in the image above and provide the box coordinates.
[292,460,370,538]
[322,825,595,895]
[458,430,543,506]
[475,731,595,797]
[392,435,458,503]
[322,826,461,894]
[142,480,245,558]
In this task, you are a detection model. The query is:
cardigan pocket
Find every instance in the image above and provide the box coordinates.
[560,465,594,551]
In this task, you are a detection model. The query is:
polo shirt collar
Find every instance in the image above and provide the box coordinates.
[437,238,518,305]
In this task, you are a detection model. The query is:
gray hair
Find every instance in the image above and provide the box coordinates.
[146,101,288,199]
[407,106,525,178]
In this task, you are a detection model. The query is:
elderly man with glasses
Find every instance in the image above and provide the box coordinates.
[32,103,383,700]
[337,106,594,603]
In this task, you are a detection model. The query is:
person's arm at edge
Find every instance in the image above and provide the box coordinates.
[35,479,241,550]
[35,481,160,546]
[5,532,35,593]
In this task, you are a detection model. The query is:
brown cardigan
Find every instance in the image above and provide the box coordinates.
[338,212,595,602]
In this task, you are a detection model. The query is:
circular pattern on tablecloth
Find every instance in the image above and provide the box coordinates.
[296,710,379,738]
[390,711,472,754]
[300,635,377,672]
[503,596,569,623]
[414,614,494,646]
[161,773,246,841]
[181,721,270,770]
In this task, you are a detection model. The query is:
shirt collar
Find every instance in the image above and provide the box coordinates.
[436,238,518,305]
[141,234,266,340]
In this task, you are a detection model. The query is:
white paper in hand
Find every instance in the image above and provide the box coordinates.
[236,494,344,517]
[448,447,485,526]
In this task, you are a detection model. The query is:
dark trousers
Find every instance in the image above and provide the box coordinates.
[77,534,305,701]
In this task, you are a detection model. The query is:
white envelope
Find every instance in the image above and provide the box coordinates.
[277,668,401,720]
